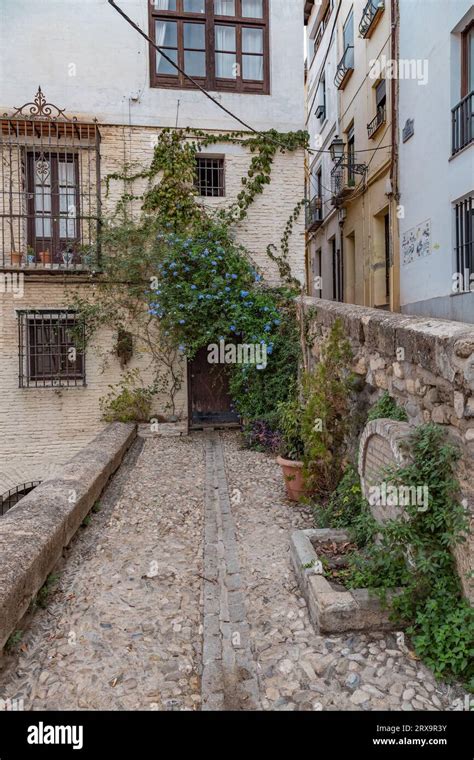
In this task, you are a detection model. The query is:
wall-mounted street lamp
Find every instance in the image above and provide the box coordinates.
[329,136,345,162]
[329,135,368,186]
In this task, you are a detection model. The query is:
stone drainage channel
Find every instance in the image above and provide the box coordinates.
[202,431,259,710]
[0,429,468,711]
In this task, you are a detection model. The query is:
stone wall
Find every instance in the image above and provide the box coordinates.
[300,297,474,601]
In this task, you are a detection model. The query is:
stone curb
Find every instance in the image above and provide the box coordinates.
[290,528,397,634]
[0,422,136,649]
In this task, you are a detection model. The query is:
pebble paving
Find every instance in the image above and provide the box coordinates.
[0,431,468,711]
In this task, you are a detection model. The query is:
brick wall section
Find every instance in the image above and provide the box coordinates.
[0,277,187,493]
[100,126,306,284]
[0,127,305,494]
[301,297,474,602]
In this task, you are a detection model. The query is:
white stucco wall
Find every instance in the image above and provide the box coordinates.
[0,0,305,133]
[306,1,340,300]
[399,0,474,319]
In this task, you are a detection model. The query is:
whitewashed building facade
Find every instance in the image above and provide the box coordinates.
[398,0,474,322]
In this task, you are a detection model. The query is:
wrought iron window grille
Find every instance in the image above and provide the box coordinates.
[18,308,86,388]
[195,156,225,197]
[0,481,41,516]
[1,87,101,271]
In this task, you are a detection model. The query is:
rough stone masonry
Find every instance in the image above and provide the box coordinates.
[300,297,474,602]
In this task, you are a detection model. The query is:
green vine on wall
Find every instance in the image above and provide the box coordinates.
[103,126,309,269]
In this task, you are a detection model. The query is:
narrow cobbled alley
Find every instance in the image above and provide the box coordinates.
[0,432,465,711]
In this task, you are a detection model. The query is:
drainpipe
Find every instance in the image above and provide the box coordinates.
[390,0,400,312]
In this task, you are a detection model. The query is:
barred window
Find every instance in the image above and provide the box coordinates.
[18,310,85,388]
[195,156,225,196]
[454,195,474,277]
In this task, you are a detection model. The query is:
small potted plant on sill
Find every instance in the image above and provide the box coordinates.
[276,391,306,502]
[78,243,97,270]
[39,249,52,266]
[26,246,36,266]
[62,246,75,268]
[10,250,23,266]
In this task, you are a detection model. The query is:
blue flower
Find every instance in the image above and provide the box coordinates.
[203,248,209,256]
[206,294,212,300]
[264,325,271,332]
[179,344,185,352]
[225,287,231,292]
[191,285,197,290]
[173,271,178,276]
[179,303,184,308]
[198,294,204,300]
[262,306,269,312]
[274,319,280,325]
[179,319,186,324]
[169,262,177,269]
[211,260,217,266]
[231,274,238,280]
[240,290,249,298]
[230,325,236,331]
[267,345,273,355]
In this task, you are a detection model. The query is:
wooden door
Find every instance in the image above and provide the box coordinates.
[188,347,239,427]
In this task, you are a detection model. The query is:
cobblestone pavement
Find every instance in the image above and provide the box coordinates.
[0,431,467,711]
[0,436,205,711]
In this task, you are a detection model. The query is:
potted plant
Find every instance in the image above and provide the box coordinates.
[39,249,52,266]
[62,246,75,268]
[276,392,306,502]
[26,246,36,266]
[10,250,22,266]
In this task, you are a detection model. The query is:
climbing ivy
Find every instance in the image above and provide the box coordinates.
[73,127,308,421]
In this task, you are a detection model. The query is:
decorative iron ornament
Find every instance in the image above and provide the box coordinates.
[3,85,77,121]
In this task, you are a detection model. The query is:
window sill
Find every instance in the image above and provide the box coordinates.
[449,140,473,161]
[150,78,270,95]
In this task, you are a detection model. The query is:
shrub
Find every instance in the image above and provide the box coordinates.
[100,369,154,423]
[301,319,355,497]
[344,423,473,687]
[313,464,378,547]
[276,386,305,461]
[367,391,408,422]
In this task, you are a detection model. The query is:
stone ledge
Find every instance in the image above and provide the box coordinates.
[0,422,136,649]
[290,528,398,634]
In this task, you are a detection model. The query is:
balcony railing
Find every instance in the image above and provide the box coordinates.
[334,45,354,90]
[367,105,386,138]
[359,0,385,38]
[306,196,323,230]
[0,87,101,270]
[330,155,364,198]
[452,91,473,156]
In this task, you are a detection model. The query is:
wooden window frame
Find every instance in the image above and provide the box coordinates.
[27,151,80,264]
[461,20,474,98]
[149,0,270,94]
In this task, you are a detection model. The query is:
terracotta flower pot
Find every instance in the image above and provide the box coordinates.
[39,250,52,266]
[10,251,23,266]
[277,456,305,502]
